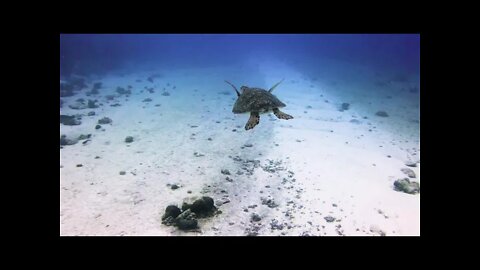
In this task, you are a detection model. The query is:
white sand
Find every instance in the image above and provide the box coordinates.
[60,58,420,236]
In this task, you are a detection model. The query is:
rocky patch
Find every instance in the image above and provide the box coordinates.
[60,134,78,146]
[162,196,218,231]
[60,115,81,126]
[393,178,420,194]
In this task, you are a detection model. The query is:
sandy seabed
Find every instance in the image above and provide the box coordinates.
[60,59,420,236]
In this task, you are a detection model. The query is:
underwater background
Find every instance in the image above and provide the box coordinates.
[60,34,420,236]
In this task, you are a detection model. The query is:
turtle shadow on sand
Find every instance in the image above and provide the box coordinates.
[225,79,294,130]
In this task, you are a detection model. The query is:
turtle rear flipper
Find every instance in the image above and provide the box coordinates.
[268,78,285,93]
[245,112,260,130]
[273,108,293,120]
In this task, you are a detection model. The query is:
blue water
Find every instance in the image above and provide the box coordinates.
[61,34,419,79]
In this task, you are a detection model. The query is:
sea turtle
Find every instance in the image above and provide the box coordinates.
[225,79,293,130]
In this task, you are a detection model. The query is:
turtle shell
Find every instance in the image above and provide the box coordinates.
[232,87,286,114]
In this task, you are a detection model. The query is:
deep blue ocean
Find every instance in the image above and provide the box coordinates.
[61,34,419,80]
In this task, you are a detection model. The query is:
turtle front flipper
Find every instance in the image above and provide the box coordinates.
[273,108,293,120]
[245,112,260,130]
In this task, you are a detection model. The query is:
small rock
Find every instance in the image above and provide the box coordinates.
[98,117,112,124]
[95,124,101,130]
[251,214,262,222]
[69,102,88,110]
[182,196,216,218]
[88,99,99,108]
[119,171,126,175]
[175,213,198,230]
[221,169,231,175]
[87,111,96,116]
[350,119,361,124]
[225,176,233,182]
[375,111,389,117]
[162,92,170,96]
[324,216,335,222]
[171,184,179,190]
[405,161,417,167]
[244,143,253,147]
[125,136,134,143]
[60,135,78,146]
[340,103,350,111]
[142,98,152,102]
[116,87,130,95]
[76,164,83,167]
[401,168,416,178]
